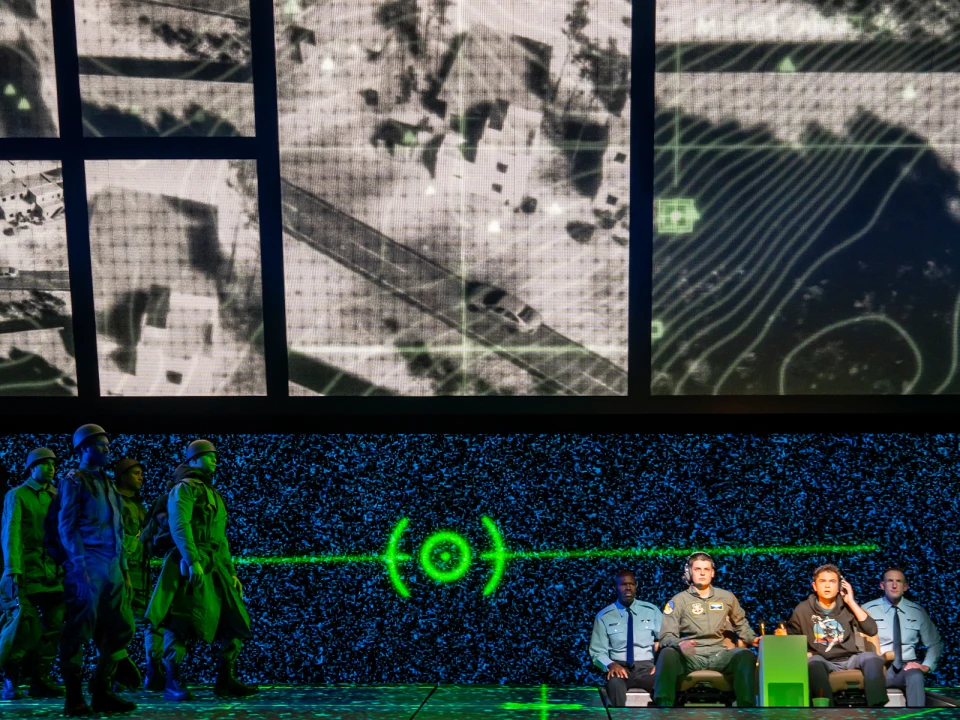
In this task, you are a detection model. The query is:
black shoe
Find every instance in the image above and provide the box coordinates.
[162,659,193,702]
[113,657,142,691]
[28,674,65,698]
[63,677,92,717]
[213,658,258,698]
[1,666,21,701]
[90,684,136,714]
[144,656,166,692]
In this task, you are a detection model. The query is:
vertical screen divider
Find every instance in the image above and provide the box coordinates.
[50,0,100,399]
[249,0,289,400]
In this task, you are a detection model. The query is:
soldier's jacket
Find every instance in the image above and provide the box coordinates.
[118,494,150,603]
[146,465,249,644]
[659,586,757,655]
[58,465,127,572]
[1,479,62,595]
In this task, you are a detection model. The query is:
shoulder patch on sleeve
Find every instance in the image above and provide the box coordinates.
[664,601,674,615]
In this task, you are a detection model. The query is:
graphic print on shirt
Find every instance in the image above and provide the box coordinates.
[812,614,844,652]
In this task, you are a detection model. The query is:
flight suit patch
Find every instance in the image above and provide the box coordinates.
[709,602,724,612]
[691,602,704,616]
[664,601,674,615]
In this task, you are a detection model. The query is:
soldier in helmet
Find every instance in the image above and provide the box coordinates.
[109,458,160,692]
[57,424,136,716]
[146,439,257,702]
[0,448,65,700]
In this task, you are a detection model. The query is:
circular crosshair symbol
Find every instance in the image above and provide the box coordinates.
[419,531,472,583]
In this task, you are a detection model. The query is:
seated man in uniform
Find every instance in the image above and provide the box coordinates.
[653,552,760,708]
[589,569,661,707]
[786,564,887,707]
[863,567,942,708]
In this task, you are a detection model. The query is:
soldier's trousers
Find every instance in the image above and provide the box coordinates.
[808,653,888,707]
[162,629,242,666]
[4,591,64,677]
[113,574,163,665]
[606,660,656,707]
[654,646,757,707]
[59,557,135,682]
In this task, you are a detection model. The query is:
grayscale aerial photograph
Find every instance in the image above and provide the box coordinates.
[75,0,255,136]
[0,161,76,395]
[655,0,960,396]
[0,0,60,136]
[86,159,265,396]
[275,0,630,396]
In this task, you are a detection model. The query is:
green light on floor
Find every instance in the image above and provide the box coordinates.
[655,198,700,235]
[3,84,15,96]
[501,685,583,719]
[17,97,30,111]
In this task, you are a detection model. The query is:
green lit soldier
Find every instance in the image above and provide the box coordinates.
[110,458,163,691]
[58,424,137,716]
[146,439,257,702]
[0,448,65,700]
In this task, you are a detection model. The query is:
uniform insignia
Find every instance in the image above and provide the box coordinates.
[664,601,674,615]
[691,602,704,616]
[709,602,724,612]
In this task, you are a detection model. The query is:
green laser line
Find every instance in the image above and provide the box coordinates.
[500,685,583,717]
[172,543,878,567]
[889,708,947,720]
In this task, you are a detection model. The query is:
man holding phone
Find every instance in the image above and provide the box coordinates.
[786,564,887,707]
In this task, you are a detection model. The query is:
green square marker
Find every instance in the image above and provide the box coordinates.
[655,198,700,235]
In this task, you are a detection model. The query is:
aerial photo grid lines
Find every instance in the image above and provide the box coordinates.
[654,0,960,396]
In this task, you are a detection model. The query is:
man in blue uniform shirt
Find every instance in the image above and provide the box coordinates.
[862,567,942,707]
[589,569,662,708]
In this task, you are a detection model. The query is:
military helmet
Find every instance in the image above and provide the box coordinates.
[114,457,142,476]
[24,447,56,471]
[184,439,216,463]
[72,423,109,451]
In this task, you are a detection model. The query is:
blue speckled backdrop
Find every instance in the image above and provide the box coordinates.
[0,434,953,685]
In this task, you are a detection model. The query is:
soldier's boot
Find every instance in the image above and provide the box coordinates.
[143,655,166,692]
[90,669,137,714]
[162,659,193,702]
[63,675,92,717]
[1,665,22,701]
[113,657,142,691]
[213,657,258,698]
[28,672,65,698]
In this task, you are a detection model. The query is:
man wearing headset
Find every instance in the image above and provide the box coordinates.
[653,552,760,708]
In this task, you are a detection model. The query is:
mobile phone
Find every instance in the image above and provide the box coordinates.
[839,575,848,596]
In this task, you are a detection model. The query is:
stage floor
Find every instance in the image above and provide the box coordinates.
[4,685,960,718]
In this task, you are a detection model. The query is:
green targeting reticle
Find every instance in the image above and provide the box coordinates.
[386,517,507,598]
[655,197,701,234]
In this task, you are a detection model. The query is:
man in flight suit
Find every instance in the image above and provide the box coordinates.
[110,458,162,691]
[146,439,257,702]
[58,424,136,716]
[589,569,662,707]
[653,552,760,707]
[0,448,65,700]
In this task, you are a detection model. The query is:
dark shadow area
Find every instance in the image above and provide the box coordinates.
[561,119,608,197]
[288,350,396,396]
[0,34,57,136]
[421,31,467,116]
[513,35,553,100]
[0,0,38,19]
[0,347,76,395]
[82,101,241,137]
[452,101,493,163]
[103,290,150,374]
[376,0,423,57]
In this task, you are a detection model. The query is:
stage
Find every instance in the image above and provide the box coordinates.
[4,686,960,719]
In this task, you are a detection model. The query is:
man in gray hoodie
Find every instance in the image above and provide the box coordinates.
[786,564,887,707]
